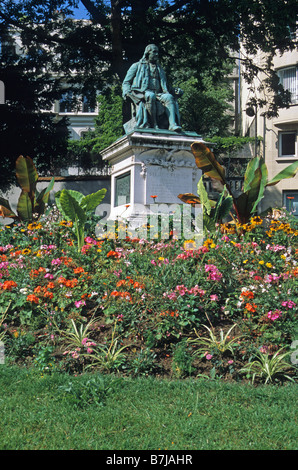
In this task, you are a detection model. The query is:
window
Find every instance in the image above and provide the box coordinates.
[59,93,96,113]
[82,96,95,113]
[114,172,131,206]
[59,92,75,113]
[283,191,298,217]
[277,67,298,104]
[279,131,297,158]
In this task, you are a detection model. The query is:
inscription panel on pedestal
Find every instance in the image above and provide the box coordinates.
[145,165,193,204]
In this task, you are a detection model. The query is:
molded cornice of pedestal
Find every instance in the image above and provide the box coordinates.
[101,129,205,163]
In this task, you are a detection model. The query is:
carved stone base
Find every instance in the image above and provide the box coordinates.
[101,129,206,226]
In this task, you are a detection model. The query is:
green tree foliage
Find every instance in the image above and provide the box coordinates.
[178,75,234,137]
[92,84,124,153]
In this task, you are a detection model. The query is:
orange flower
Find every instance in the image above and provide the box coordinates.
[107,250,121,258]
[240,291,254,299]
[245,302,257,313]
[43,291,53,299]
[0,280,17,290]
[46,282,55,289]
[64,279,78,288]
[10,250,21,258]
[73,267,85,274]
[133,281,144,290]
[116,279,126,287]
[26,294,39,304]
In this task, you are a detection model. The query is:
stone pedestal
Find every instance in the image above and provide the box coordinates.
[101,129,205,229]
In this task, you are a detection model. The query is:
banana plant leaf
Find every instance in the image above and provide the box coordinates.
[191,142,226,187]
[214,189,234,223]
[59,189,86,226]
[15,156,38,194]
[34,177,55,215]
[80,188,107,212]
[0,197,17,218]
[243,156,267,193]
[197,176,213,215]
[266,160,298,186]
[177,193,217,206]
[55,189,84,218]
[17,191,33,221]
[235,168,264,224]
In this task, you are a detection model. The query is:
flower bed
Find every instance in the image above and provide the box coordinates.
[0,208,297,383]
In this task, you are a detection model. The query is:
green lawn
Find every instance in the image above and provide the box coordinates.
[0,364,297,451]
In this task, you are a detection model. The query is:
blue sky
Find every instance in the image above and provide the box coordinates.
[70,3,90,19]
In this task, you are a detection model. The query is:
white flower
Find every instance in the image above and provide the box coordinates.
[19,288,28,294]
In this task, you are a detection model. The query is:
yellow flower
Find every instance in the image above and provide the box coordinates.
[259,260,264,265]
[266,262,272,268]
[183,240,196,251]
[27,222,42,230]
[243,259,248,264]
[204,238,214,247]
[22,248,31,255]
[59,220,73,228]
[251,216,263,225]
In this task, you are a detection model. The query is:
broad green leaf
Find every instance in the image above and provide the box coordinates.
[59,189,86,225]
[80,188,107,212]
[243,157,268,214]
[17,191,33,221]
[266,160,298,186]
[0,197,17,218]
[177,193,216,206]
[15,156,38,194]
[235,168,263,224]
[197,176,213,215]
[55,189,84,218]
[243,156,267,192]
[203,213,216,234]
[35,177,55,215]
[178,193,202,204]
[214,190,233,223]
[191,142,226,186]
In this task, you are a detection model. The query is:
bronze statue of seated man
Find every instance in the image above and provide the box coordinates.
[122,44,183,133]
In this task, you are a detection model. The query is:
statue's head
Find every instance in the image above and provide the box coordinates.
[143,44,159,63]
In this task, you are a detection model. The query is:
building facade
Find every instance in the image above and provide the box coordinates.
[239,30,298,217]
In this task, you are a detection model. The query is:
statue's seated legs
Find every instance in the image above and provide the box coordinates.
[124,90,181,133]
[157,92,182,132]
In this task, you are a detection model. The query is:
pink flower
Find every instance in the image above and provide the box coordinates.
[210,294,219,301]
[44,273,54,279]
[267,310,282,321]
[281,300,296,309]
[85,236,96,245]
[205,264,223,281]
[74,300,86,308]
[205,353,213,360]
[51,258,62,266]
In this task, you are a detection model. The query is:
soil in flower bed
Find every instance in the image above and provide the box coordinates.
[6,314,284,384]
